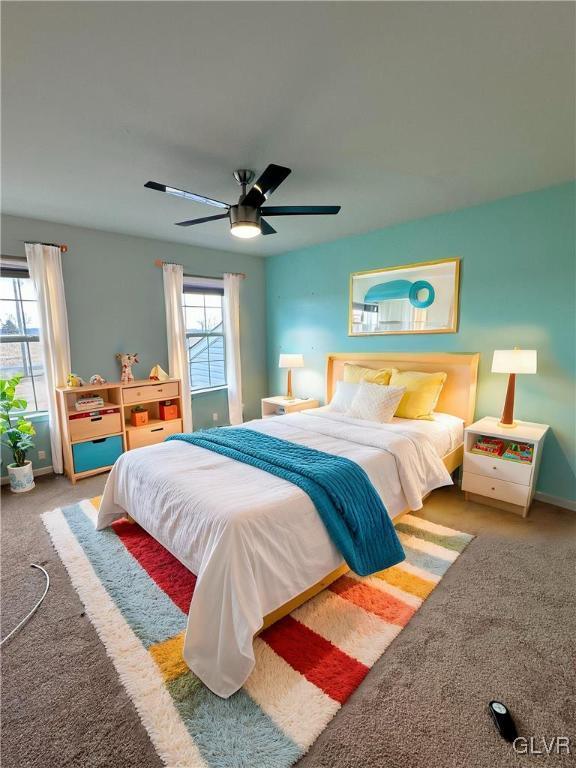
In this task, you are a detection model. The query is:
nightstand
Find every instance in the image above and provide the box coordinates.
[261,396,319,419]
[462,417,549,517]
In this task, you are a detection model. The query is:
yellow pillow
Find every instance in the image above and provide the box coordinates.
[390,370,447,420]
[343,363,396,386]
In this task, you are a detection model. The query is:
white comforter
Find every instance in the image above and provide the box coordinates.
[97,410,453,697]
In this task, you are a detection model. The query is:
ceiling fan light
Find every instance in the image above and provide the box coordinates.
[231,222,261,239]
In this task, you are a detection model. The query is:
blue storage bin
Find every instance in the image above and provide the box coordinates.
[73,435,123,474]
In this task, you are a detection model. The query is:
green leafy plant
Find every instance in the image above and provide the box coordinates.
[131,405,146,413]
[0,375,36,467]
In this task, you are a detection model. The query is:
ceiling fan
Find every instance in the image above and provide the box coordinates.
[144,164,341,239]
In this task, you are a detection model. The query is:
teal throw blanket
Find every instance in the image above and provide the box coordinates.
[166,428,405,576]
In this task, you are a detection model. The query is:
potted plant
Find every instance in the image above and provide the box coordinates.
[130,405,149,427]
[0,374,36,493]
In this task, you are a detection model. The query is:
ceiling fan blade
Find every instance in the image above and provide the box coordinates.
[260,219,277,235]
[241,164,291,208]
[175,214,229,227]
[262,205,341,216]
[145,181,229,210]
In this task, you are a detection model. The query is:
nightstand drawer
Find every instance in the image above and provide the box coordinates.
[463,452,532,486]
[462,472,531,506]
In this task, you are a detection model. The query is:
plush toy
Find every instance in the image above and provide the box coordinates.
[149,364,169,382]
[89,374,107,385]
[116,352,139,384]
[66,373,86,387]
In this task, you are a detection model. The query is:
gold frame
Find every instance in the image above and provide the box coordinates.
[348,257,461,336]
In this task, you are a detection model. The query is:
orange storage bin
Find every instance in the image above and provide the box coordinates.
[159,401,179,421]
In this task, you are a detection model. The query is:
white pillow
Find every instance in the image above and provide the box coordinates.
[348,382,406,423]
[329,380,360,412]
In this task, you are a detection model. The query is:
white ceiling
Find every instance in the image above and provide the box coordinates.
[2,2,574,257]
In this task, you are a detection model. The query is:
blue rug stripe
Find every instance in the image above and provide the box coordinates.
[63,504,186,647]
[402,544,452,577]
[167,673,301,768]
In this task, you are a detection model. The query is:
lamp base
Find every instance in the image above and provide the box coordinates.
[498,420,517,429]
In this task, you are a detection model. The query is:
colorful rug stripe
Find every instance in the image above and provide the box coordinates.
[261,615,369,704]
[42,501,473,768]
[329,574,416,626]
[113,519,197,614]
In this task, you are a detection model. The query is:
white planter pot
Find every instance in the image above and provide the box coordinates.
[7,461,35,493]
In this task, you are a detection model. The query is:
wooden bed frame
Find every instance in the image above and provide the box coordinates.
[259,351,479,631]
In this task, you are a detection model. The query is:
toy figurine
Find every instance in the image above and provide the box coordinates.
[116,352,139,384]
[66,373,86,387]
[89,374,107,385]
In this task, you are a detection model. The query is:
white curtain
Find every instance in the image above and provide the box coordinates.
[162,263,193,432]
[223,273,243,425]
[25,243,71,474]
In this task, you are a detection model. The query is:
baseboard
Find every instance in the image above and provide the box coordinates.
[1,465,54,485]
[534,491,576,512]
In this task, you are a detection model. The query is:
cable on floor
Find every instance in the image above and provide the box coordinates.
[0,564,50,646]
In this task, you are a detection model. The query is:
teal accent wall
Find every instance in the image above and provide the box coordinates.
[1,214,267,476]
[266,183,576,503]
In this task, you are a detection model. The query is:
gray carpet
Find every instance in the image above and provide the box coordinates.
[1,474,575,768]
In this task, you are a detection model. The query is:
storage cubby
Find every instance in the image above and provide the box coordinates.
[57,379,183,483]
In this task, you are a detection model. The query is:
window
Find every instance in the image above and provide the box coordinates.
[183,281,226,392]
[0,262,48,412]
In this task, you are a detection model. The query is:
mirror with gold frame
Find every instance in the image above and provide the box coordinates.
[349,258,460,336]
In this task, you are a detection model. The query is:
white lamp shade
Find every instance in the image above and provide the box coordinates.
[278,354,304,369]
[492,349,537,374]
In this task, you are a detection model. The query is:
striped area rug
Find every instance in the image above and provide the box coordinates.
[42,498,472,768]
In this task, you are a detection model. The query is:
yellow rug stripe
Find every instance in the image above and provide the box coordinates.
[149,631,189,682]
[374,564,436,600]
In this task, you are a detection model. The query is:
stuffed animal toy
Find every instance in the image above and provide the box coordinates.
[66,373,85,387]
[116,353,139,384]
[89,374,107,385]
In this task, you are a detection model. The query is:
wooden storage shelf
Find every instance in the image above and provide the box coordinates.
[57,378,182,484]
[67,401,119,416]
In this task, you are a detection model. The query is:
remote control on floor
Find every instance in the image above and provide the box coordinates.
[488,701,518,742]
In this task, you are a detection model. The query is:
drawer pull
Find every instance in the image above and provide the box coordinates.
[91,416,102,422]
[151,427,163,433]
[93,438,106,444]
[491,487,495,491]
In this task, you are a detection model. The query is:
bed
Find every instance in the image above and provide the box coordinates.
[97,352,479,697]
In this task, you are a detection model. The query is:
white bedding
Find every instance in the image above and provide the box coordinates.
[97,409,456,697]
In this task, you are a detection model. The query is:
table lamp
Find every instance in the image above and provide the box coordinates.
[491,349,537,428]
[278,354,304,400]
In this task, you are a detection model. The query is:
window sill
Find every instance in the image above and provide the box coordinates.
[191,385,228,396]
[10,411,49,421]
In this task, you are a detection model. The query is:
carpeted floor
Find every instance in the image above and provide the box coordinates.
[2,474,575,768]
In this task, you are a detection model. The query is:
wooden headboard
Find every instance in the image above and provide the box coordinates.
[326,352,480,424]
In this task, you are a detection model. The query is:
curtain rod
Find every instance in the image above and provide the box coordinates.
[22,241,68,252]
[153,259,246,279]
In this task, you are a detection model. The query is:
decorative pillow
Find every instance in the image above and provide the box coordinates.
[329,380,360,413]
[348,382,406,423]
[390,370,447,420]
[343,363,396,386]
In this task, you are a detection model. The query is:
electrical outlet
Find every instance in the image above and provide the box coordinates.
[212,413,218,422]
[38,450,46,460]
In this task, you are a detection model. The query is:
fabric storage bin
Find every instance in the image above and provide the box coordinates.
[72,435,123,474]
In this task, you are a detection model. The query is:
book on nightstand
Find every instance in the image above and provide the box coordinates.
[471,437,506,457]
[502,442,534,464]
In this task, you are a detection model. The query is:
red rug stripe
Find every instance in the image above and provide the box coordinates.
[261,615,368,704]
[112,520,196,614]
[329,575,415,626]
